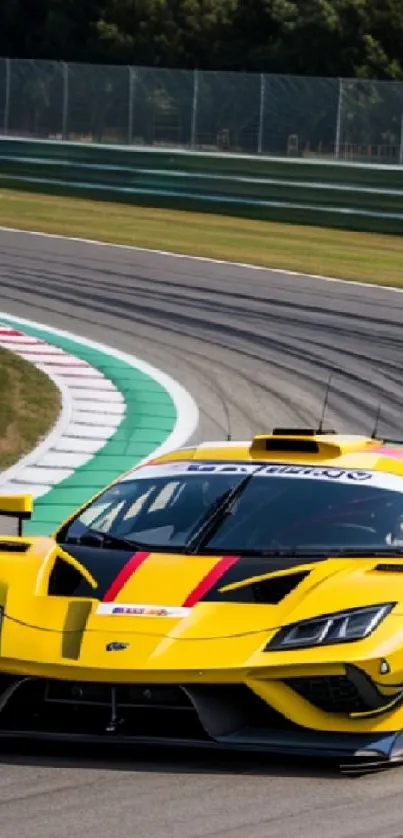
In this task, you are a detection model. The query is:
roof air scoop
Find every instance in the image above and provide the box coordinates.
[250,434,341,456]
[250,430,379,457]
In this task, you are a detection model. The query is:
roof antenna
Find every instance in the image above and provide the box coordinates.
[317,372,333,433]
[371,401,382,439]
[206,377,233,441]
[222,394,232,441]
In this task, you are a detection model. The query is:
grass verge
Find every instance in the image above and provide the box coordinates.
[0,188,402,286]
[0,346,60,470]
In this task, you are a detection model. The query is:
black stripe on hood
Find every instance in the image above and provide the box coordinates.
[200,554,325,603]
[51,545,326,605]
[50,544,135,599]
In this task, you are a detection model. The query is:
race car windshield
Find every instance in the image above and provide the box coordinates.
[60,462,403,554]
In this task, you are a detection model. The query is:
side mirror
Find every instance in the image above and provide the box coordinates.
[0,495,33,536]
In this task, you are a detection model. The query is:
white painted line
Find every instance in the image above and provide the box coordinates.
[0,225,400,296]
[11,345,67,355]
[21,354,89,367]
[69,376,121,388]
[59,376,122,388]
[71,411,123,427]
[18,466,73,485]
[66,423,114,440]
[0,337,41,345]
[70,400,125,415]
[65,389,125,403]
[52,437,108,454]
[40,451,93,469]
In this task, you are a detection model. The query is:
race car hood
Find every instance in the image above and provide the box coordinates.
[1,538,403,674]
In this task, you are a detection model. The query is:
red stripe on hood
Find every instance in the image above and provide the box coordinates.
[103,551,151,602]
[183,555,240,607]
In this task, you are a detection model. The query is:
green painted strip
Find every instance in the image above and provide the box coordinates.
[2,318,177,535]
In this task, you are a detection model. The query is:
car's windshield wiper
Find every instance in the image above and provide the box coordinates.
[186,465,266,554]
[63,529,145,551]
[192,547,331,558]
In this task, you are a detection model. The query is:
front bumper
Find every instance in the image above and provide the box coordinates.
[0,672,403,771]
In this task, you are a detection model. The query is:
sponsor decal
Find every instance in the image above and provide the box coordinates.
[97,603,191,618]
[253,464,372,481]
[122,460,374,479]
[121,460,403,489]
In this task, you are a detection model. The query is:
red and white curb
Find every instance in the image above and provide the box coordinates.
[0,324,125,497]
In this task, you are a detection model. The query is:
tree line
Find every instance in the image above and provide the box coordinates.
[1,0,403,79]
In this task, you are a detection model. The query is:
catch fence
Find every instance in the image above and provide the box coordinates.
[1,58,403,164]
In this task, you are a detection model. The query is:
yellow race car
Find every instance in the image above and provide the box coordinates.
[2,427,403,773]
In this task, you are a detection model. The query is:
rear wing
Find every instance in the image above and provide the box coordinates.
[0,495,33,536]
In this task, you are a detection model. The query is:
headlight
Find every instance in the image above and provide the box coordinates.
[265,603,395,651]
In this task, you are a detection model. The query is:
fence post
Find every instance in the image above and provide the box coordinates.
[62,62,69,140]
[190,69,199,148]
[258,73,265,154]
[335,77,343,159]
[4,57,11,135]
[128,66,136,145]
[399,109,403,166]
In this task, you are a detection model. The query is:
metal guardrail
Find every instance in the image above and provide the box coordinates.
[0,137,402,234]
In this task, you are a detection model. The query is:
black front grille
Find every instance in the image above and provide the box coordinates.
[45,681,190,710]
[0,678,209,740]
[286,676,369,714]
[0,677,297,740]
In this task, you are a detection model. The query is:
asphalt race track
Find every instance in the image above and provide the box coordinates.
[1,228,403,838]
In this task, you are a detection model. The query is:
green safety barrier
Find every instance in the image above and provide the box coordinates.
[0,137,402,234]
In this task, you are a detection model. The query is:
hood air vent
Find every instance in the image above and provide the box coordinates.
[251,571,310,604]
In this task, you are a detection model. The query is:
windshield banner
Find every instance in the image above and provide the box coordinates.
[121,461,403,492]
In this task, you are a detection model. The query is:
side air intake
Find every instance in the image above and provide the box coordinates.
[0,542,29,553]
[219,571,310,604]
[373,564,403,573]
